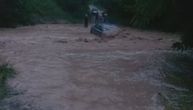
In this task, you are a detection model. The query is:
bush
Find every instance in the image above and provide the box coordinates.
[176,0,193,48]
[0,0,90,26]
[55,0,89,17]
[0,64,15,99]
[16,0,65,24]
[161,54,193,110]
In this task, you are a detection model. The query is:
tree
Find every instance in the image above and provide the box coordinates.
[95,0,193,47]
[176,0,193,47]
[55,0,89,15]
[0,0,26,27]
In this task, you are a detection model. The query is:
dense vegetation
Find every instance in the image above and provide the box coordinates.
[0,0,25,27]
[0,0,89,27]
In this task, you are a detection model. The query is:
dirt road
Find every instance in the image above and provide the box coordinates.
[0,24,178,110]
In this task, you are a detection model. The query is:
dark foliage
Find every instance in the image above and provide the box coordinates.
[0,64,15,99]
[94,0,193,48]
[161,54,193,109]
[0,0,90,27]
[55,0,89,17]
[56,0,89,12]
[0,0,28,27]
[176,0,193,48]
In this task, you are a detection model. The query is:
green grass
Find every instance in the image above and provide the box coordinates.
[160,53,193,110]
[0,64,15,99]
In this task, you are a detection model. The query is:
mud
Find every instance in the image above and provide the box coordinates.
[0,24,179,110]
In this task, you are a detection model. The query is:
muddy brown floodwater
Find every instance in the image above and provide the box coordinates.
[0,24,179,110]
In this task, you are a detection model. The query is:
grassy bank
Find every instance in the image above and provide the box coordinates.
[0,64,15,99]
[160,53,193,110]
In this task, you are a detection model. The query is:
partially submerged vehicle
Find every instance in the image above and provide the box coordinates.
[90,23,120,37]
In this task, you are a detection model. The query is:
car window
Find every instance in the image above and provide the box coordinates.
[95,25,103,30]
